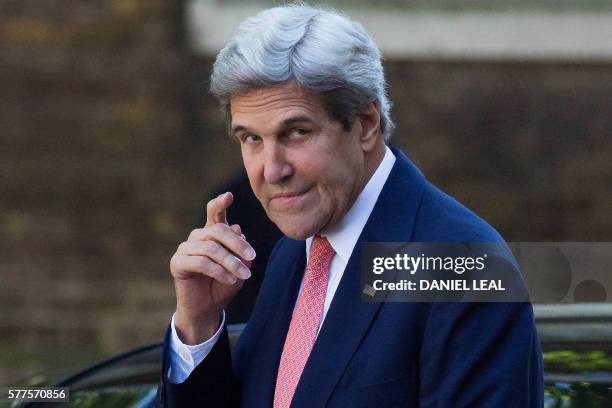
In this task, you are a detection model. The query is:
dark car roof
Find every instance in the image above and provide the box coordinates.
[13,306,612,408]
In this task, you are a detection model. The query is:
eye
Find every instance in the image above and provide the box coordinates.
[242,134,261,143]
[289,128,310,138]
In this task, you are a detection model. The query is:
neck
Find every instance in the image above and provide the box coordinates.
[363,140,386,184]
[348,139,386,212]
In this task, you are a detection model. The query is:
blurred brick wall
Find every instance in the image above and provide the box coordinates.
[1,1,612,384]
[384,60,612,240]
[0,0,214,383]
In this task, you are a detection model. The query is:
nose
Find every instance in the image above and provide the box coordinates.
[263,142,293,185]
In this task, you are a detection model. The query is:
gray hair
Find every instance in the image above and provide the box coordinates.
[210,4,394,141]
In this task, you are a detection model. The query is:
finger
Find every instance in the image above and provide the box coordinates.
[205,192,233,227]
[178,240,251,279]
[187,224,256,261]
[177,254,238,284]
[229,224,246,240]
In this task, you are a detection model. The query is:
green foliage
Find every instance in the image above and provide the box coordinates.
[544,350,612,373]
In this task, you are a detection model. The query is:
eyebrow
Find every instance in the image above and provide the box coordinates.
[231,115,315,138]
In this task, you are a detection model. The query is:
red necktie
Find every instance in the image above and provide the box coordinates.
[273,236,335,408]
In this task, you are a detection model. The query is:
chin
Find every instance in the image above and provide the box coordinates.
[271,214,321,240]
[277,224,315,241]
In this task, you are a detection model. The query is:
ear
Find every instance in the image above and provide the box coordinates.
[358,101,382,152]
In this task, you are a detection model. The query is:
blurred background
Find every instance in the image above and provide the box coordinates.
[1,0,611,385]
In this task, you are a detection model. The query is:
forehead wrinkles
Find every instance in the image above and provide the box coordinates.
[233,95,316,114]
[230,84,325,123]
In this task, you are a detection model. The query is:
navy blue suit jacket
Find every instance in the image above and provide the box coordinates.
[158,148,544,407]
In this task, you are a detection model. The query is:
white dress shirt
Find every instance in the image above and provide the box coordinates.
[168,146,396,383]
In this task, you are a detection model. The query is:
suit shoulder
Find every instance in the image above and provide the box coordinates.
[413,181,504,243]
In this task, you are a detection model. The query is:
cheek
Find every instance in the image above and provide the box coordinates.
[242,155,262,192]
[314,167,349,203]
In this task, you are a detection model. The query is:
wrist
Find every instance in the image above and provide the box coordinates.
[174,309,222,345]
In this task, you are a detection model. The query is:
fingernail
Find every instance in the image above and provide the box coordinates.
[228,274,237,284]
[239,266,251,279]
[244,247,256,260]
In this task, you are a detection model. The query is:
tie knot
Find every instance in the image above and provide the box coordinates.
[310,235,335,264]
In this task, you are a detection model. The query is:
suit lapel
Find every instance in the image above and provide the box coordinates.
[290,148,427,407]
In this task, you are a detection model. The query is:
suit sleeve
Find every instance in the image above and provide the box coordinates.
[418,301,544,407]
[156,324,239,408]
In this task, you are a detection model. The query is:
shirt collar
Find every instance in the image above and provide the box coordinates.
[306,145,396,263]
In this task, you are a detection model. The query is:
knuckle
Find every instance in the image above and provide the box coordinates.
[223,252,239,270]
[209,263,225,278]
[210,223,228,237]
[198,257,219,276]
[216,222,229,231]
[199,226,215,241]
[188,228,201,240]
[203,240,221,258]
[169,253,184,276]
[197,256,211,269]
[200,259,223,278]
[206,224,219,236]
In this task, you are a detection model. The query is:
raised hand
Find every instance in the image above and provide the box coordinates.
[171,192,255,344]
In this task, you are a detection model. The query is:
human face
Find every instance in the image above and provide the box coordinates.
[230,82,370,240]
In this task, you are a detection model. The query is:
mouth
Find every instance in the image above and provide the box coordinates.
[270,188,312,209]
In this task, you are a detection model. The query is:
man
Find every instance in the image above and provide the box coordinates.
[158,4,543,407]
